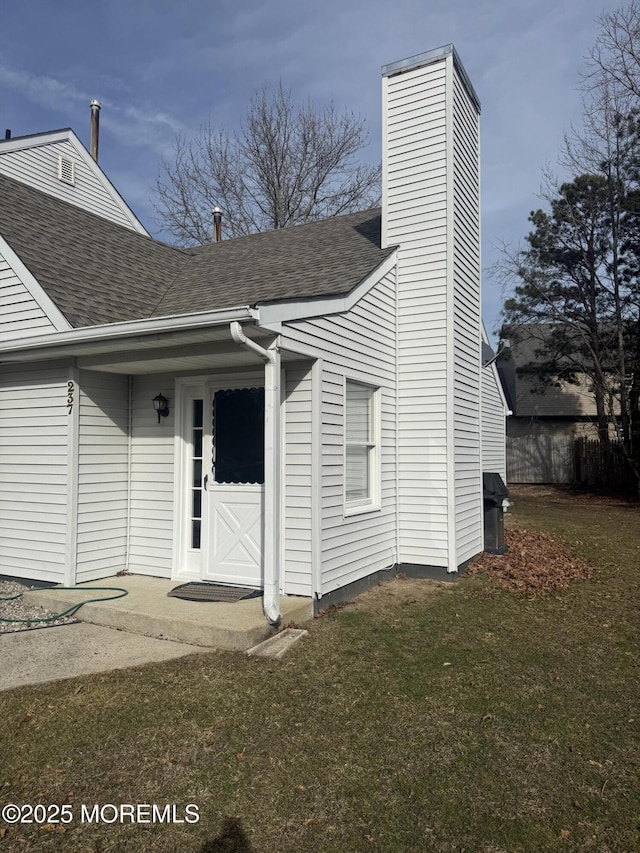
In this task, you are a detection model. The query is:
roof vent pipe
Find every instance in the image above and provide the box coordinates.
[90,99,101,162]
[213,207,222,242]
[4,129,11,140]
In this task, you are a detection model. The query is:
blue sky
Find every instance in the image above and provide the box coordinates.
[0,0,621,338]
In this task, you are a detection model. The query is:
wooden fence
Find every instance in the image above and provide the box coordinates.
[507,434,574,484]
[573,437,637,494]
[507,434,637,494]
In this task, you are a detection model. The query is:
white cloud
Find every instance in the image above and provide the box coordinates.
[0,63,183,153]
[0,64,89,111]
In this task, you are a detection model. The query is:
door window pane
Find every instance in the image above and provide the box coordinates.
[191,398,204,550]
[192,489,201,519]
[191,520,201,549]
[193,398,203,428]
[213,388,265,484]
[193,429,203,459]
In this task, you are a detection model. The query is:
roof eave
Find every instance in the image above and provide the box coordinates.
[0,305,258,361]
[257,249,398,329]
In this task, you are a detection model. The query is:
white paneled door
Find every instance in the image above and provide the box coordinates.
[205,484,263,586]
[186,384,265,587]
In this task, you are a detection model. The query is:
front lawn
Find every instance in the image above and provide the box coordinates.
[1,486,638,852]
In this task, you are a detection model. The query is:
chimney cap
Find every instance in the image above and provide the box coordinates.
[90,99,101,110]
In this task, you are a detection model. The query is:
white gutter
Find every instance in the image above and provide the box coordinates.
[0,306,258,357]
[229,321,282,626]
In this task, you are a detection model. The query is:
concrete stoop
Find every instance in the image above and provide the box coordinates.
[24,576,313,652]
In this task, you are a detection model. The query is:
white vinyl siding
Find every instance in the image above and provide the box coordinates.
[384,51,482,571]
[280,269,397,596]
[0,138,144,231]
[384,59,450,567]
[75,371,129,582]
[481,362,507,480]
[0,249,57,341]
[452,66,482,565]
[0,362,69,582]
[283,365,314,596]
[128,373,175,577]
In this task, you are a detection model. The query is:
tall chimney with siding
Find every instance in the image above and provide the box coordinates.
[382,45,482,573]
[90,99,101,162]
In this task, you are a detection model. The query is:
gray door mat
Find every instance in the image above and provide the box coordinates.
[167,582,262,603]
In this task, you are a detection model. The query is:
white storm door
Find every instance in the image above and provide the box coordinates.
[203,386,265,587]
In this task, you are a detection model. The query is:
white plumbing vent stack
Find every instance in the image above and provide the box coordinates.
[213,207,222,242]
[90,99,101,162]
[382,45,482,572]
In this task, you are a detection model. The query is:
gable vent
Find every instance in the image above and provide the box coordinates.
[58,155,76,186]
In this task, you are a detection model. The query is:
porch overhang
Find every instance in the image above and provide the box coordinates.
[0,307,318,375]
[0,307,264,374]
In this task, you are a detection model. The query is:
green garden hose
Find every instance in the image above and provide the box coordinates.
[0,586,129,623]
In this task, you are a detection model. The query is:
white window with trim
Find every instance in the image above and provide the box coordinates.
[345,380,380,513]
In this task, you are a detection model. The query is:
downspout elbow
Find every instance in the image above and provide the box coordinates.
[230,321,275,364]
[230,320,250,348]
[263,593,281,628]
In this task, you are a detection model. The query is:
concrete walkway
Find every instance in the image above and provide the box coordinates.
[25,576,313,651]
[0,622,207,692]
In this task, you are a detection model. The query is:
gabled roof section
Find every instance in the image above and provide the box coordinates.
[0,173,394,330]
[154,208,393,317]
[0,128,148,234]
[0,173,188,327]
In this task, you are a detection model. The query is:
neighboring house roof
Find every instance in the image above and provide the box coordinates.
[0,172,393,329]
[0,129,149,235]
[499,324,599,418]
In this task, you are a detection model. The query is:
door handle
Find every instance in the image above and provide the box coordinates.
[203,474,208,491]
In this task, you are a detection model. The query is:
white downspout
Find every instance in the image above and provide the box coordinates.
[229,322,281,626]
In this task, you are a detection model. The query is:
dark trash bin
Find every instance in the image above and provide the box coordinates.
[482,473,510,555]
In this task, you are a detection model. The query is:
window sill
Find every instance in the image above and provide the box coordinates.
[344,502,381,518]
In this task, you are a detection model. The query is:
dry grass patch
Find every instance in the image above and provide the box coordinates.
[331,574,453,614]
[0,486,639,852]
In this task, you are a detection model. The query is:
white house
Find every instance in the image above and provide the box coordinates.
[0,45,508,624]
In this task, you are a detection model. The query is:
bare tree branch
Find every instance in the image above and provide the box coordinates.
[584,1,640,102]
[153,82,380,244]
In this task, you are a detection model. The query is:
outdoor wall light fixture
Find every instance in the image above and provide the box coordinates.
[152,393,170,423]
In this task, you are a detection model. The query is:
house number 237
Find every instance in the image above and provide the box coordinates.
[67,381,74,415]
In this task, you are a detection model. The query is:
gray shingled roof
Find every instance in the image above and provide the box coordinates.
[155,208,390,317]
[0,172,392,329]
[0,173,188,327]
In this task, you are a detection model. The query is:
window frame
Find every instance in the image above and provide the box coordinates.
[343,378,381,516]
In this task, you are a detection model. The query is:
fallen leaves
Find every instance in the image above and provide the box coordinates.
[467,528,592,594]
